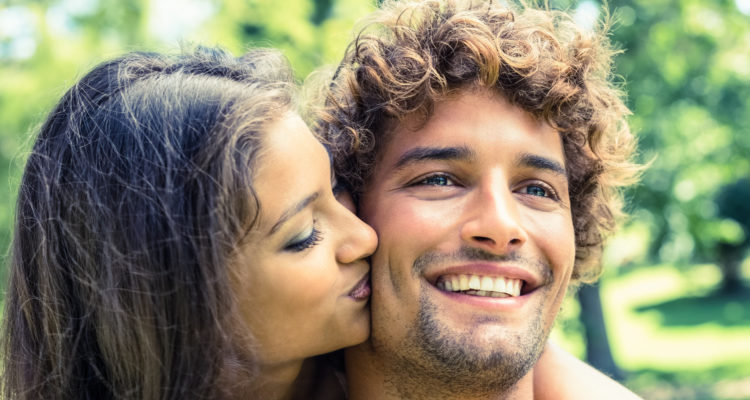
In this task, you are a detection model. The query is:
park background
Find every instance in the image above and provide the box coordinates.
[0,0,748,398]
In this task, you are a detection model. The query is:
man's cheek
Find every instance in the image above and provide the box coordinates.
[390,199,455,235]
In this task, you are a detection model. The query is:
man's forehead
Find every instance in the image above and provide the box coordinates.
[377,89,561,164]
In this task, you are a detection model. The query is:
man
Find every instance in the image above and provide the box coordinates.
[319,0,642,398]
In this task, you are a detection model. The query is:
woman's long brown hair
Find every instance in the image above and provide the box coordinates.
[2,47,295,399]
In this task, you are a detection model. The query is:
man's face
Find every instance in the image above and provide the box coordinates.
[359,89,576,391]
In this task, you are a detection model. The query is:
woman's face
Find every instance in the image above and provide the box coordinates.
[232,113,377,365]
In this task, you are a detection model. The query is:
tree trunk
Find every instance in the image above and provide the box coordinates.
[577,282,623,380]
[718,242,748,294]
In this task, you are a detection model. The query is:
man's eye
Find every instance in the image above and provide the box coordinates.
[521,182,559,200]
[525,185,548,197]
[418,174,454,186]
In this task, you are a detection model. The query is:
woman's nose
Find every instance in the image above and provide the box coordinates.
[336,206,378,264]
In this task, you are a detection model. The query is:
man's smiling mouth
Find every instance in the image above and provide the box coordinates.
[435,275,523,298]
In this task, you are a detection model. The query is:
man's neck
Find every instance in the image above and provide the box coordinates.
[344,342,535,400]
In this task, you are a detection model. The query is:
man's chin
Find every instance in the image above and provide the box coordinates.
[420,314,545,366]
[402,294,547,394]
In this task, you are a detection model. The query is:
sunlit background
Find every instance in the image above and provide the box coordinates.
[1,0,749,398]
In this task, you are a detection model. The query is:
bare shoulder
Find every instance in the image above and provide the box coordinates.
[533,342,643,400]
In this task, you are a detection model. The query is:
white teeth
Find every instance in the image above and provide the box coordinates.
[451,275,460,290]
[459,274,469,290]
[468,275,481,290]
[494,277,506,293]
[480,276,494,291]
[437,274,523,297]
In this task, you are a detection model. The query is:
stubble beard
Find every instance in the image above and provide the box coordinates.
[372,248,552,398]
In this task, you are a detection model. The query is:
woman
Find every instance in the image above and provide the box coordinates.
[1,47,375,400]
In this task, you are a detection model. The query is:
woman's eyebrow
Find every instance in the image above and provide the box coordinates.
[269,192,320,235]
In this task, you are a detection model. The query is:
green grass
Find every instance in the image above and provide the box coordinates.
[551,259,750,400]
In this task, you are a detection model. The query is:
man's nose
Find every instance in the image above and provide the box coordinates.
[459,180,528,255]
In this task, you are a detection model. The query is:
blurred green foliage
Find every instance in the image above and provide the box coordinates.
[565,5,750,397]
[1,0,749,397]
[607,0,750,268]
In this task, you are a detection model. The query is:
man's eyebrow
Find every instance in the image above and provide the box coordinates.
[393,146,476,170]
[517,153,567,176]
[269,192,319,235]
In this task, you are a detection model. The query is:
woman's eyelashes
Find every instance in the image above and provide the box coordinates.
[284,224,323,252]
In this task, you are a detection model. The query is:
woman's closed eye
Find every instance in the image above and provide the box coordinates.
[284,225,323,252]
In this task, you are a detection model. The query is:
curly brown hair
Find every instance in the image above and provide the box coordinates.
[317,0,640,282]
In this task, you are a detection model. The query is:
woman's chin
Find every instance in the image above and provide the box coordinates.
[323,309,371,355]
